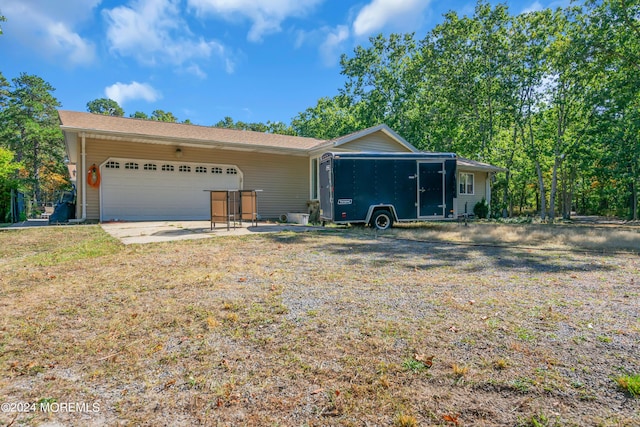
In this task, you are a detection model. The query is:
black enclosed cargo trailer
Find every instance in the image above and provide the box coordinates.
[319,152,457,230]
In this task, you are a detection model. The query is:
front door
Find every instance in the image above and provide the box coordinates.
[418,162,445,218]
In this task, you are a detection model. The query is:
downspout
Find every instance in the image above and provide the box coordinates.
[69,132,87,223]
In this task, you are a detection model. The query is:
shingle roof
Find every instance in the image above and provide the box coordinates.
[58,111,505,172]
[457,157,506,172]
[58,110,325,151]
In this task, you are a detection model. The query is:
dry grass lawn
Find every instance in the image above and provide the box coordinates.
[0,223,638,426]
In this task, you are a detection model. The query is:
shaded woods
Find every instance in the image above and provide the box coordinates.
[292,0,639,220]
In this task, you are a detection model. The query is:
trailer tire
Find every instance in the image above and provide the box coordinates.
[371,210,393,230]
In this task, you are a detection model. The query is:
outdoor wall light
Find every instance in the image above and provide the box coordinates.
[175,148,183,158]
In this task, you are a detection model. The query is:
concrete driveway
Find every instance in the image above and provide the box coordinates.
[101,220,324,244]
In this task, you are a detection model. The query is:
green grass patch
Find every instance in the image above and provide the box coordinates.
[0,225,121,266]
[511,377,535,393]
[515,327,536,342]
[517,412,560,427]
[402,355,432,373]
[615,374,640,397]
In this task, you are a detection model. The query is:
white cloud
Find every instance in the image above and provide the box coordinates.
[522,1,544,14]
[353,0,431,37]
[294,25,350,67]
[1,0,98,65]
[103,0,235,72]
[184,64,208,79]
[187,0,323,42]
[294,29,310,50]
[47,22,96,65]
[319,25,350,66]
[105,81,161,105]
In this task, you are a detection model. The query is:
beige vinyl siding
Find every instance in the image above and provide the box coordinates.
[341,132,411,152]
[81,137,309,220]
[454,169,488,216]
[311,132,414,156]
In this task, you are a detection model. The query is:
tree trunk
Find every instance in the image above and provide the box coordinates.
[15,128,26,163]
[503,126,518,218]
[550,92,570,223]
[502,170,511,218]
[535,160,547,221]
[549,155,561,222]
[525,120,546,221]
[632,177,639,221]
[562,165,574,220]
[632,158,639,220]
[32,139,41,206]
[519,182,527,214]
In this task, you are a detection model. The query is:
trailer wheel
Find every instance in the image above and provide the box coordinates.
[371,210,393,230]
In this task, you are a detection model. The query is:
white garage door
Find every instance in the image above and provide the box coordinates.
[100,158,243,221]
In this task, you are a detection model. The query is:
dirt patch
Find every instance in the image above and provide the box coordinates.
[0,226,638,426]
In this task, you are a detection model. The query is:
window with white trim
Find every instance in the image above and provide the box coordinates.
[459,172,474,195]
[162,164,174,172]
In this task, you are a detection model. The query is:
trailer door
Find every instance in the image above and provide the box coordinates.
[418,161,445,218]
[319,156,333,220]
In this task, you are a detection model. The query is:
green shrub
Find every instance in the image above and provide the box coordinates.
[473,198,489,219]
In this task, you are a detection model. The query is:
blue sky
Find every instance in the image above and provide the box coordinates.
[0,0,561,126]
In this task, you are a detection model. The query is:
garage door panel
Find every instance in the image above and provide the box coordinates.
[100,159,242,221]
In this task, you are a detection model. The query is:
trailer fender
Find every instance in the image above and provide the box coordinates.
[365,205,398,225]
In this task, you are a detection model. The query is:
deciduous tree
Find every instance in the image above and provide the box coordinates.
[130,111,149,119]
[151,109,178,123]
[291,96,361,139]
[86,98,124,116]
[580,0,640,219]
[0,74,65,206]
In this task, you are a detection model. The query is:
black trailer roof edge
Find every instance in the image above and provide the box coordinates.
[321,151,457,160]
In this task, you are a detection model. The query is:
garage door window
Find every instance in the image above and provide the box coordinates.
[144,163,157,171]
[195,166,207,173]
[105,161,120,169]
[162,164,174,172]
[226,168,237,175]
[212,167,222,174]
[125,162,139,170]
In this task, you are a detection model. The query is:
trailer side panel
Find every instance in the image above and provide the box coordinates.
[319,152,457,225]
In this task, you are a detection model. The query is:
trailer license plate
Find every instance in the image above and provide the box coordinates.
[337,199,353,205]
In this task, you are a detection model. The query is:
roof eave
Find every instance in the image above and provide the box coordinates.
[457,163,507,173]
[59,126,312,157]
